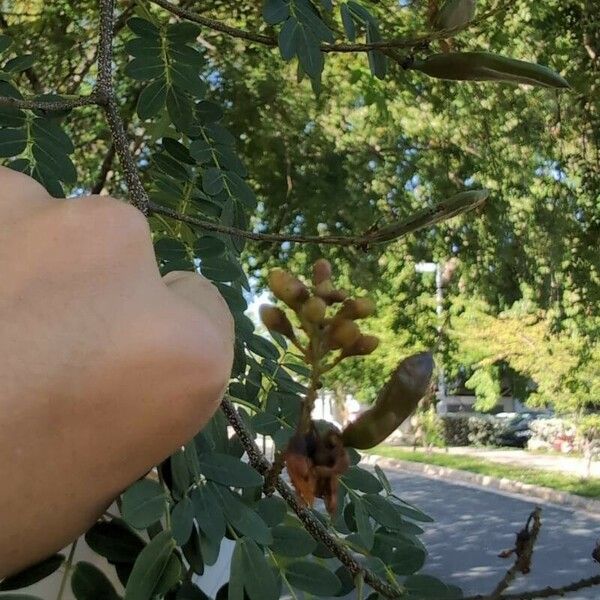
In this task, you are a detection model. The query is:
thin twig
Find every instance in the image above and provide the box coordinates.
[220,396,402,599]
[56,540,78,600]
[490,508,542,599]
[149,191,486,247]
[463,574,600,600]
[96,0,150,214]
[91,142,116,194]
[0,95,97,111]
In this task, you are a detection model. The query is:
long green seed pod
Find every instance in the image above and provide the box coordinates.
[341,352,434,449]
[434,0,476,32]
[372,189,489,244]
[411,52,570,89]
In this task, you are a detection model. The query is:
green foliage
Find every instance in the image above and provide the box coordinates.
[0,0,595,598]
[71,562,120,600]
[0,555,64,591]
[415,406,447,448]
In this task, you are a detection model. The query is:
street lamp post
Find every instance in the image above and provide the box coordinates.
[415,261,446,408]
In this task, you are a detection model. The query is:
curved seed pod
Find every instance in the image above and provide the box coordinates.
[301,296,327,324]
[372,189,489,244]
[341,334,380,357]
[267,268,309,309]
[410,52,570,88]
[259,304,295,339]
[341,352,434,449]
[433,0,476,32]
[327,319,361,350]
[312,258,332,285]
[336,297,376,320]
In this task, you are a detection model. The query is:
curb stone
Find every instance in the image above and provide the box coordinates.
[362,454,600,516]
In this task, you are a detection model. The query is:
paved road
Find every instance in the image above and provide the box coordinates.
[385,468,600,599]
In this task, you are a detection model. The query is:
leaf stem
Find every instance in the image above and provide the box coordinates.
[56,539,78,600]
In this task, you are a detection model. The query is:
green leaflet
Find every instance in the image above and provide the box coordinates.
[263,0,290,25]
[0,35,12,54]
[4,55,34,73]
[0,127,27,158]
[411,52,570,88]
[433,0,476,32]
[0,555,64,591]
[238,538,278,600]
[171,496,195,545]
[285,560,342,596]
[182,524,205,575]
[340,4,356,42]
[269,524,317,557]
[342,466,383,493]
[124,531,176,600]
[85,520,146,564]
[196,452,263,487]
[121,479,167,530]
[137,78,167,119]
[70,562,120,600]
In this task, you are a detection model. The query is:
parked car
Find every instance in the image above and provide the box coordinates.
[496,411,553,447]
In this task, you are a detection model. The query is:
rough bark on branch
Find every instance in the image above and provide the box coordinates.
[149,191,486,248]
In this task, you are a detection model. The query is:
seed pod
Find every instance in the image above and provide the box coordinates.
[341,352,434,449]
[327,319,361,350]
[312,258,332,285]
[301,296,327,324]
[433,0,476,31]
[267,268,309,309]
[337,297,376,320]
[327,289,348,304]
[341,334,380,357]
[259,304,295,339]
[372,189,489,244]
[314,279,334,298]
[315,280,348,305]
[410,52,570,89]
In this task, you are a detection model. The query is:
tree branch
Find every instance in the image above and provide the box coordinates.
[461,509,600,600]
[220,397,402,599]
[463,574,600,600]
[489,508,542,600]
[149,191,486,247]
[91,142,116,194]
[96,0,150,214]
[149,0,510,54]
[0,95,97,111]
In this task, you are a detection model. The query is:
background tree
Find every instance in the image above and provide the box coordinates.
[0,1,598,599]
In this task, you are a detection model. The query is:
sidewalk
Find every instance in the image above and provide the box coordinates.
[393,445,600,478]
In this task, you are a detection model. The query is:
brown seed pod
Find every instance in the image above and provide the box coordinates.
[315,281,348,305]
[314,279,334,298]
[259,304,295,339]
[267,268,309,309]
[327,289,348,304]
[337,297,376,320]
[341,334,380,357]
[327,319,361,350]
[341,352,434,449]
[312,258,332,285]
[301,296,327,324]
